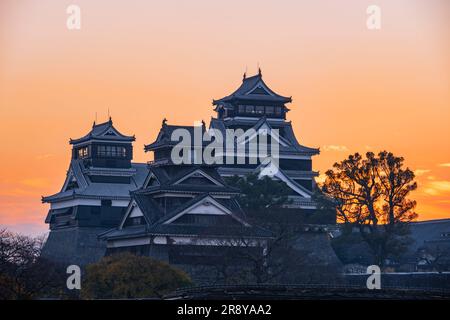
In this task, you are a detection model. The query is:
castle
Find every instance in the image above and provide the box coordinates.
[42,71,337,273]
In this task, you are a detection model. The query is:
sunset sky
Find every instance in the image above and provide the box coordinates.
[0,0,449,235]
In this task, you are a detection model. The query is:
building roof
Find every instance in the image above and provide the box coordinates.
[42,160,148,202]
[70,118,135,145]
[144,121,207,151]
[408,219,450,253]
[213,71,292,105]
[101,162,272,240]
[144,164,230,187]
[209,117,320,156]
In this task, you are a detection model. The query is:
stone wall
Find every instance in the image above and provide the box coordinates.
[42,227,108,267]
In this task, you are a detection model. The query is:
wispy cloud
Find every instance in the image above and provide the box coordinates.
[414,169,431,177]
[439,163,450,168]
[424,180,450,196]
[323,145,349,152]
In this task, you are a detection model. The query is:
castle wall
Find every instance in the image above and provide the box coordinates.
[42,227,108,267]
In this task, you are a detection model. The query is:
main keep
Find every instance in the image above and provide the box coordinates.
[42,71,336,270]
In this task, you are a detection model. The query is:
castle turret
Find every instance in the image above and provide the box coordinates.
[212,70,291,120]
[41,118,148,266]
[70,117,135,169]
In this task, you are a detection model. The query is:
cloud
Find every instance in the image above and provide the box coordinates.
[323,145,349,152]
[414,169,431,177]
[423,180,450,196]
[439,163,450,168]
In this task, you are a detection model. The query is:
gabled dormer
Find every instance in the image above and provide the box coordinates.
[69,118,135,169]
[173,169,224,187]
[213,70,291,120]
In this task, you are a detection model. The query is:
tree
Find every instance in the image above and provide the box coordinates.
[226,173,292,221]
[321,151,418,267]
[81,253,192,299]
[0,228,66,299]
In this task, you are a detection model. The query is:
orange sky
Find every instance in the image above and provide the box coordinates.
[0,0,449,235]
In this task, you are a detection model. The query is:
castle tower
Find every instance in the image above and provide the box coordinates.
[210,72,322,220]
[41,118,148,266]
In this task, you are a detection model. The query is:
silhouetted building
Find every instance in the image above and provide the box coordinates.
[100,163,271,279]
[147,71,322,220]
[42,72,339,274]
[41,119,147,265]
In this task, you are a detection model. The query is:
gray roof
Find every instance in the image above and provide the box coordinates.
[70,118,135,145]
[209,117,319,156]
[42,160,148,202]
[213,72,291,105]
[101,163,272,240]
[101,191,270,240]
[408,219,450,253]
[144,123,207,151]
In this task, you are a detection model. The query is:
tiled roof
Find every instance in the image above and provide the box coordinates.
[42,161,148,202]
[213,72,291,105]
[70,118,135,145]
[209,117,319,155]
[144,123,207,151]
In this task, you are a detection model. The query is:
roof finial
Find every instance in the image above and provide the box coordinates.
[162,118,168,127]
[258,63,262,76]
[93,112,97,127]
[243,66,247,80]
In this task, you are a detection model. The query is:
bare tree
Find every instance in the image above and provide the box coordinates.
[0,228,66,299]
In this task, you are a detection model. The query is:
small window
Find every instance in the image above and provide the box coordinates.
[124,216,144,227]
[266,106,274,115]
[238,105,245,113]
[97,145,127,158]
[255,106,265,114]
[245,105,254,113]
[275,107,282,115]
[77,147,89,159]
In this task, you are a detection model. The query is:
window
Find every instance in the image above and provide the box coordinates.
[255,106,265,114]
[238,105,245,113]
[245,105,255,113]
[124,216,145,227]
[97,145,127,158]
[77,147,89,159]
[265,106,274,115]
[275,107,282,116]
